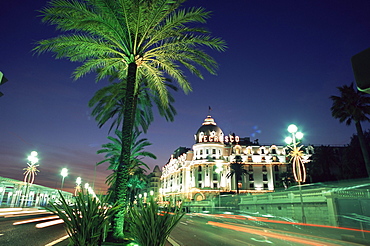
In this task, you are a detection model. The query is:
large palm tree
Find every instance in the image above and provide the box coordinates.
[35,0,226,237]
[330,83,370,177]
[226,156,249,194]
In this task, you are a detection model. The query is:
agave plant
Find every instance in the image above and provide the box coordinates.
[129,198,185,246]
[48,190,120,246]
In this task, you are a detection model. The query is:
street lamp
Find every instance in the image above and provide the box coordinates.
[22,151,40,207]
[60,168,68,190]
[285,124,306,223]
[215,163,223,210]
[75,177,82,196]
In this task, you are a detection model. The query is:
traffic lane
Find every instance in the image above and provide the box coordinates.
[169,214,361,246]
[0,213,67,246]
[170,215,303,246]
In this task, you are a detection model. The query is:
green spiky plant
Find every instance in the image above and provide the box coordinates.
[129,198,185,246]
[48,190,120,246]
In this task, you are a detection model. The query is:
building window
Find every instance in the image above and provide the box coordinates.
[198,173,202,181]
[198,182,202,188]
[272,156,278,162]
[263,183,268,189]
[263,174,268,181]
[262,165,267,172]
[271,148,277,154]
[212,149,216,154]
[261,149,265,154]
[249,183,254,189]
[200,149,203,155]
[261,157,266,162]
[248,156,253,162]
[198,166,202,172]
[213,173,218,180]
[238,182,242,188]
[206,149,209,154]
[213,183,218,188]
[274,165,279,172]
[248,165,253,172]
[249,174,254,181]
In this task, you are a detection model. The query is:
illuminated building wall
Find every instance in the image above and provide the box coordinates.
[160,116,313,203]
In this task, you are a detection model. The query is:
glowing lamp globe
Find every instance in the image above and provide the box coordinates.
[296,132,304,140]
[287,124,298,133]
[285,137,293,145]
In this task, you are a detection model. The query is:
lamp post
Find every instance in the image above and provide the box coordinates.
[22,151,39,207]
[215,163,223,210]
[60,168,68,190]
[285,124,306,223]
[75,177,82,196]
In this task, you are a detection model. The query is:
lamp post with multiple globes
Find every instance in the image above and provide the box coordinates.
[285,124,306,223]
[22,151,39,207]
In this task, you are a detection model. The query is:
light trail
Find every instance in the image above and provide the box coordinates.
[246,216,370,234]
[207,221,338,246]
[13,215,59,225]
[36,219,64,228]
[44,235,69,246]
[2,209,51,218]
[206,213,370,234]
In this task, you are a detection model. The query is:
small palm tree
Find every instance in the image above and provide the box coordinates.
[226,156,249,194]
[330,83,370,177]
[89,78,177,134]
[97,130,156,200]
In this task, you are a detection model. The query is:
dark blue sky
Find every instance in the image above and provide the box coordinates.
[1,0,370,193]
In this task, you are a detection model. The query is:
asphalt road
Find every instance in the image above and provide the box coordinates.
[169,213,368,246]
[0,210,68,246]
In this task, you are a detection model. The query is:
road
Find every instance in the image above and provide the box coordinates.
[169,213,368,246]
[1,208,369,246]
[0,208,68,246]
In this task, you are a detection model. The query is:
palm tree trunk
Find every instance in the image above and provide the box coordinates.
[112,62,138,239]
[355,121,370,177]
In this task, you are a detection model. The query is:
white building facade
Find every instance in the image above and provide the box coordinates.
[160,116,313,203]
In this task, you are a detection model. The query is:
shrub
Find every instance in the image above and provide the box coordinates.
[48,190,119,246]
[129,199,185,246]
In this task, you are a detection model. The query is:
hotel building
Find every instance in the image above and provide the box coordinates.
[160,115,313,203]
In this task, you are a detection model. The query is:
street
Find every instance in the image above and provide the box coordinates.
[169,213,368,246]
[0,208,67,246]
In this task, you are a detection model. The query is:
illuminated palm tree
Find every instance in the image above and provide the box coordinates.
[23,163,40,185]
[35,0,225,237]
[330,83,370,177]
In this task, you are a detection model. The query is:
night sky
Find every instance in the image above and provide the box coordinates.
[1,0,370,193]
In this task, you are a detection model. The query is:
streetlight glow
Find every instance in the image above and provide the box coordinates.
[60,168,68,190]
[296,132,304,140]
[285,137,293,145]
[287,124,298,133]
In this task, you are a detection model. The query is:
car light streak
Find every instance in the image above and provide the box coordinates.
[205,213,370,234]
[44,235,69,246]
[207,221,338,246]
[36,219,64,228]
[2,210,51,218]
[247,217,370,233]
[13,215,60,225]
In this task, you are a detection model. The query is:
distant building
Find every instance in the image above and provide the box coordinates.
[159,115,313,203]
[147,165,162,197]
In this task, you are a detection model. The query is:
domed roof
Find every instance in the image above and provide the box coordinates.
[194,116,224,143]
